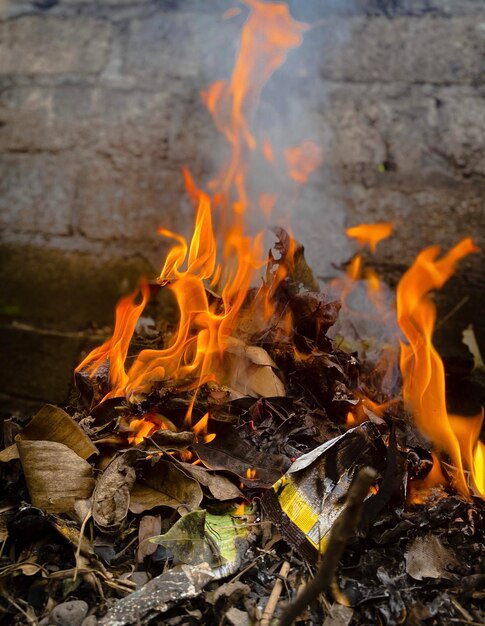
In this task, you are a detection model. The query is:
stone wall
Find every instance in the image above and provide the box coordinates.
[1,0,484,411]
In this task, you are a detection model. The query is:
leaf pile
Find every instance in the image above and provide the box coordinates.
[0,231,483,626]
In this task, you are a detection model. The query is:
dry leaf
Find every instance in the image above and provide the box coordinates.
[178,462,244,501]
[137,514,162,563]
[225,339,285,398]
[129,459,203,515]
[18,404,98,460]
[93,450,141,532]
[462,324,485,370]
[17,439,94,514]
[404,534,458,580]
[0,443,19,463]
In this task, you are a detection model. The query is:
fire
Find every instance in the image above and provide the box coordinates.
[346,222,393,253]
[74,1,484,505]
[284,140,322,183]
[397,238,483,498]
[76,2,307,424]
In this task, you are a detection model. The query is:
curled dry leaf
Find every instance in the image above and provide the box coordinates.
[129,459,203,515]
[178,462,244,501]
[150,429,194,449]
[225,339,285,398]
[92,450,141,532]
[1,404,98,463]
[17,439,94,514]
[18,404,98,459]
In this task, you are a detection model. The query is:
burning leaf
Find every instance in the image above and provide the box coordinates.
[92,450,141,531]
[18,404,98,460]
[193,419,290,485]
[129,459,203,514]
[272,226,319,292]
[404,534,458,580]
[17,439,94,514]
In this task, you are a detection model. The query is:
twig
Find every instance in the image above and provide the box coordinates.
[278,467,377,626]
[73,508,92,583]
[435,295,469,331]
[260,561,291,626]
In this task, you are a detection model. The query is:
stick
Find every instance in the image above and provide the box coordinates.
[278,467,377,626]
[260,561,291,626]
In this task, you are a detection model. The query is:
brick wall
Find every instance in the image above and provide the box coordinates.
[1,0,484,410]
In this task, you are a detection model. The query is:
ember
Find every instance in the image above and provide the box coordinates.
[1,2,484,626]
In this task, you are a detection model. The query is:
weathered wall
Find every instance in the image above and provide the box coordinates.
[1,0,484,410]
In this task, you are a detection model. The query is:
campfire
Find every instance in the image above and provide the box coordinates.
[1,2,483,625]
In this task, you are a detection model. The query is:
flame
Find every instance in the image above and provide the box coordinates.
[284,140,322,183]
[76,281,150,393]
[262,137,274,163]
[234,502,245,516]
[408,451,447,505]
[128,418,158,446]
[345,222,393,253]
[259,192,277,217]
[246,468,256,479]
[397,238,482,498]
[192,412,215,442]
[76,2,307,434]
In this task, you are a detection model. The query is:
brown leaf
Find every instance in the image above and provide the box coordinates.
[150,429,194,449]
[17,439,94,514]
[137,514,162,564]
[92,450,141,532]
[272,227,319,292]
[0,443,19,463]
[177,462,244,501]
[129,459,203,514]
[225,339,285,398]
[405,534,458,581]
[18,404,98,460]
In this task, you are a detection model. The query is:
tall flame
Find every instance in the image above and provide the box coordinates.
[397,238,483,497]
[76,1,307,406]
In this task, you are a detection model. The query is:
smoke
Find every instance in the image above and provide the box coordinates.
[189,0,360,282]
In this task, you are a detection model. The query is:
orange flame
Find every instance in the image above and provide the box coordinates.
[408,451,447,505]
[346,222,393,253]
[397,238,483,498]
[284,140,322,183]
[262,137,274,163]
[246,468,256,479]
[75,2,307,421]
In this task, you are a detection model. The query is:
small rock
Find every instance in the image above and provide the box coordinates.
[225,607,250,626]
[82,617,98,626]
[50,600,89,626]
